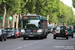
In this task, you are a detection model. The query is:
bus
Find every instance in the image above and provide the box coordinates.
[21,14,48,40]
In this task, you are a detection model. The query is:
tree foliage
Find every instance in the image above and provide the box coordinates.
[0,0,75,26]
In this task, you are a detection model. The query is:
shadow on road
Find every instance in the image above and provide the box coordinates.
[20,38,46,41]
[55,39,68,40]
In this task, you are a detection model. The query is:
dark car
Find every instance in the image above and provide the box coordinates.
[53,26,68,39]
[4,28,16,39]
[67,27,74,38]
[0,29,7,41]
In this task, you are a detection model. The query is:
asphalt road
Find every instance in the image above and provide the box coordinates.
[0,33,75,50]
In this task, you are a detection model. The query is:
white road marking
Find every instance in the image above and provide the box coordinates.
[13,34,52,50]
[13,40,43,50]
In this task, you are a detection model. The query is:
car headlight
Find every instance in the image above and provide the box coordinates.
[37,29,42,32]
[21,29,25,32]
[12,33,14,35]
[4,32,6,33]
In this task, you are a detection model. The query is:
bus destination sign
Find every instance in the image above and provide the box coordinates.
[23,16,40,19]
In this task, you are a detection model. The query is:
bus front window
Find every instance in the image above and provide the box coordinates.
[23,20,41,29]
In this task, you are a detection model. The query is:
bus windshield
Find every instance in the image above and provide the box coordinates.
[23,20,41,29]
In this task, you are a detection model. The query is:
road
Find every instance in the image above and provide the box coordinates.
[0,33,75,50]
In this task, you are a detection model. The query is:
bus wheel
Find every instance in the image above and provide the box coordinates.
[72,34,74,38]
[23,37,26,40]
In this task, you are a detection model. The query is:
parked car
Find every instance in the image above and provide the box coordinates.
[48,24,53,33]
[4,28,16,39]
[70,26,74,32]
[67,27,74,38]
[0,29,7,41]
[53,26,68,39]
[15,29,21,37]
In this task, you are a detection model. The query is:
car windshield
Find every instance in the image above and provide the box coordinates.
[4,28,13,31]
[23,20,40,29]
[60,26,66,29]
[56,26,60,30]
[56,26,66,30]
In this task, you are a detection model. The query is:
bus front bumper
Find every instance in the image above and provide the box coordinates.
[21,32,44,38]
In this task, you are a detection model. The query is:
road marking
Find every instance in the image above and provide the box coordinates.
[13,40,43,50]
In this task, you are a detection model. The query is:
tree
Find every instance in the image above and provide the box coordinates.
[72,0,75,8]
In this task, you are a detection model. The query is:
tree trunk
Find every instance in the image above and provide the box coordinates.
[20,12,21,19]
[3,4,6,29]
[16,15,19,29]
[8,19,10,27]
[47,14,49,24]
[13,15,15,28]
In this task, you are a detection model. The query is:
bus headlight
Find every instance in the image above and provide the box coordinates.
[21,29,25,33]
[0,33,1,35]
[37,29,42,32]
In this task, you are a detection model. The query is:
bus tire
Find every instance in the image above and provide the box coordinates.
[23,37,26,40]
[72,34,74,38]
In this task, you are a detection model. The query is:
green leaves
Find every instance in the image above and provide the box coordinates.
[72,0,75,8]
[0,0,75,25]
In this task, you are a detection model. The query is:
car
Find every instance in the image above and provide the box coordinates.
[0,29,7,41]
[4,28,16,39]
[70,26,74,32]
[48,24,53,33]
[15,29,21,37]
[67,27,74,38]
[53,26,68,39]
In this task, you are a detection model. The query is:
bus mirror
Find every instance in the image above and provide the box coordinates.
[39,22,41,24]
[41,19,43,22]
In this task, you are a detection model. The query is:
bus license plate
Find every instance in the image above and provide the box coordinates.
[29,35,34,37]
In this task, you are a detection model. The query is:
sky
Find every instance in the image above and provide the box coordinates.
[60,0,75,15]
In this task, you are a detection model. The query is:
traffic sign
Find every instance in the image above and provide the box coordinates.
[9,16,12,21]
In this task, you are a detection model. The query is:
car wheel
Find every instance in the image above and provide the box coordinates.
[54,35,56,39]
[4,36,7,41]
[66,36,68,39]
[14,36,16,39]
[4,39,6,41]
[19,34,21,38]
[72,34,74,38]
[0,36,3,41]
[23,37,26,40]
